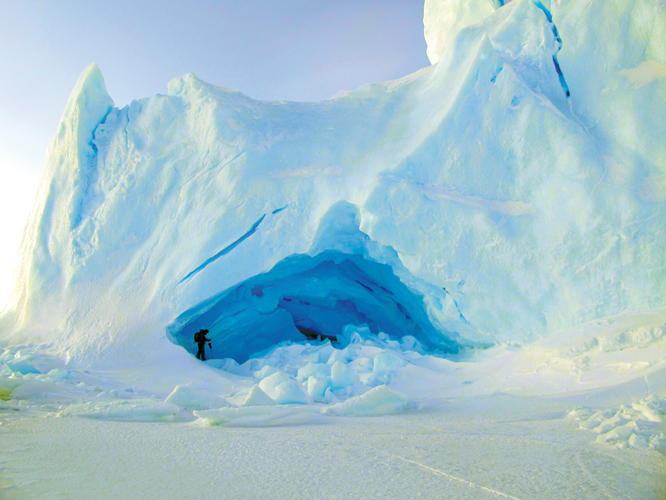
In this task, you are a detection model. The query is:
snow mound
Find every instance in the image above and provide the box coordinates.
[164,384,231,411]
[322,385,417,417]
[241,385,276,406]
[258,371,310,404]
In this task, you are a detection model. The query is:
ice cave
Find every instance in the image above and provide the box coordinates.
[167,202,461,363]
[168,250,460,363]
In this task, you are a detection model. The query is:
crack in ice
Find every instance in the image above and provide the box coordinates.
[388,453,523,500]
[533,0,571,99]
[179,213,267,284]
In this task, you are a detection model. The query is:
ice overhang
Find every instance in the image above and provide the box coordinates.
[167,250,461,363]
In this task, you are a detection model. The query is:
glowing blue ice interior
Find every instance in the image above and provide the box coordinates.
[167,251,460,363]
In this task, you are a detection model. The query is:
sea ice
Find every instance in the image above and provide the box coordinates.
[322,385,417,417]
[194,405,321,427]
[306,376,331,400]
[57,399,180,422]
[330,360,360,390]
[164,384,230,411]
[258,371,310,404]
[4,356,39,375]
[568,395,666,452]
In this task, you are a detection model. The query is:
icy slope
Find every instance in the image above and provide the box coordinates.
[1,0,665,377]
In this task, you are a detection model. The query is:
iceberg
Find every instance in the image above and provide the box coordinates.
[0,0,664,402]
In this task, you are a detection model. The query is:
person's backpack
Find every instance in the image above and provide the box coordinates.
[194,330,202,343]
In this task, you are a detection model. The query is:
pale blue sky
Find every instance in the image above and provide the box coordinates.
[0,0,430,308]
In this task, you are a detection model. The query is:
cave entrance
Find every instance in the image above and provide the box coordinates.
[167,251,460,363]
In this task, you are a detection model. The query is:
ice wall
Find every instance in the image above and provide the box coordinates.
[1,0,664,367]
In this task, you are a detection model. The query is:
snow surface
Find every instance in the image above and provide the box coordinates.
[1,0,666,496]
[3,389,666,499]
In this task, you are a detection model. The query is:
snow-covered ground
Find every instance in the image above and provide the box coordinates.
[2,396,665,500]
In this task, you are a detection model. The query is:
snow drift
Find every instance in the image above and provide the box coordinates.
[1,0,665,399]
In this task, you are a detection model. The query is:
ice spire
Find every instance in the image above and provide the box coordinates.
[4,64,114,323]
[53,63,114,229]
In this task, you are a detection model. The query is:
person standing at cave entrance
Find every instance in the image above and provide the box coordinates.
[194,329,212,361]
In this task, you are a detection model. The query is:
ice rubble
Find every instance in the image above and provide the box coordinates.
[1,0,666,427]
[568,396,666,452]
[0,327,424,424]
[217,324,428,404]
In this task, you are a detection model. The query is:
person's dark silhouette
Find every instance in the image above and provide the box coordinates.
[194,329,212,361]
